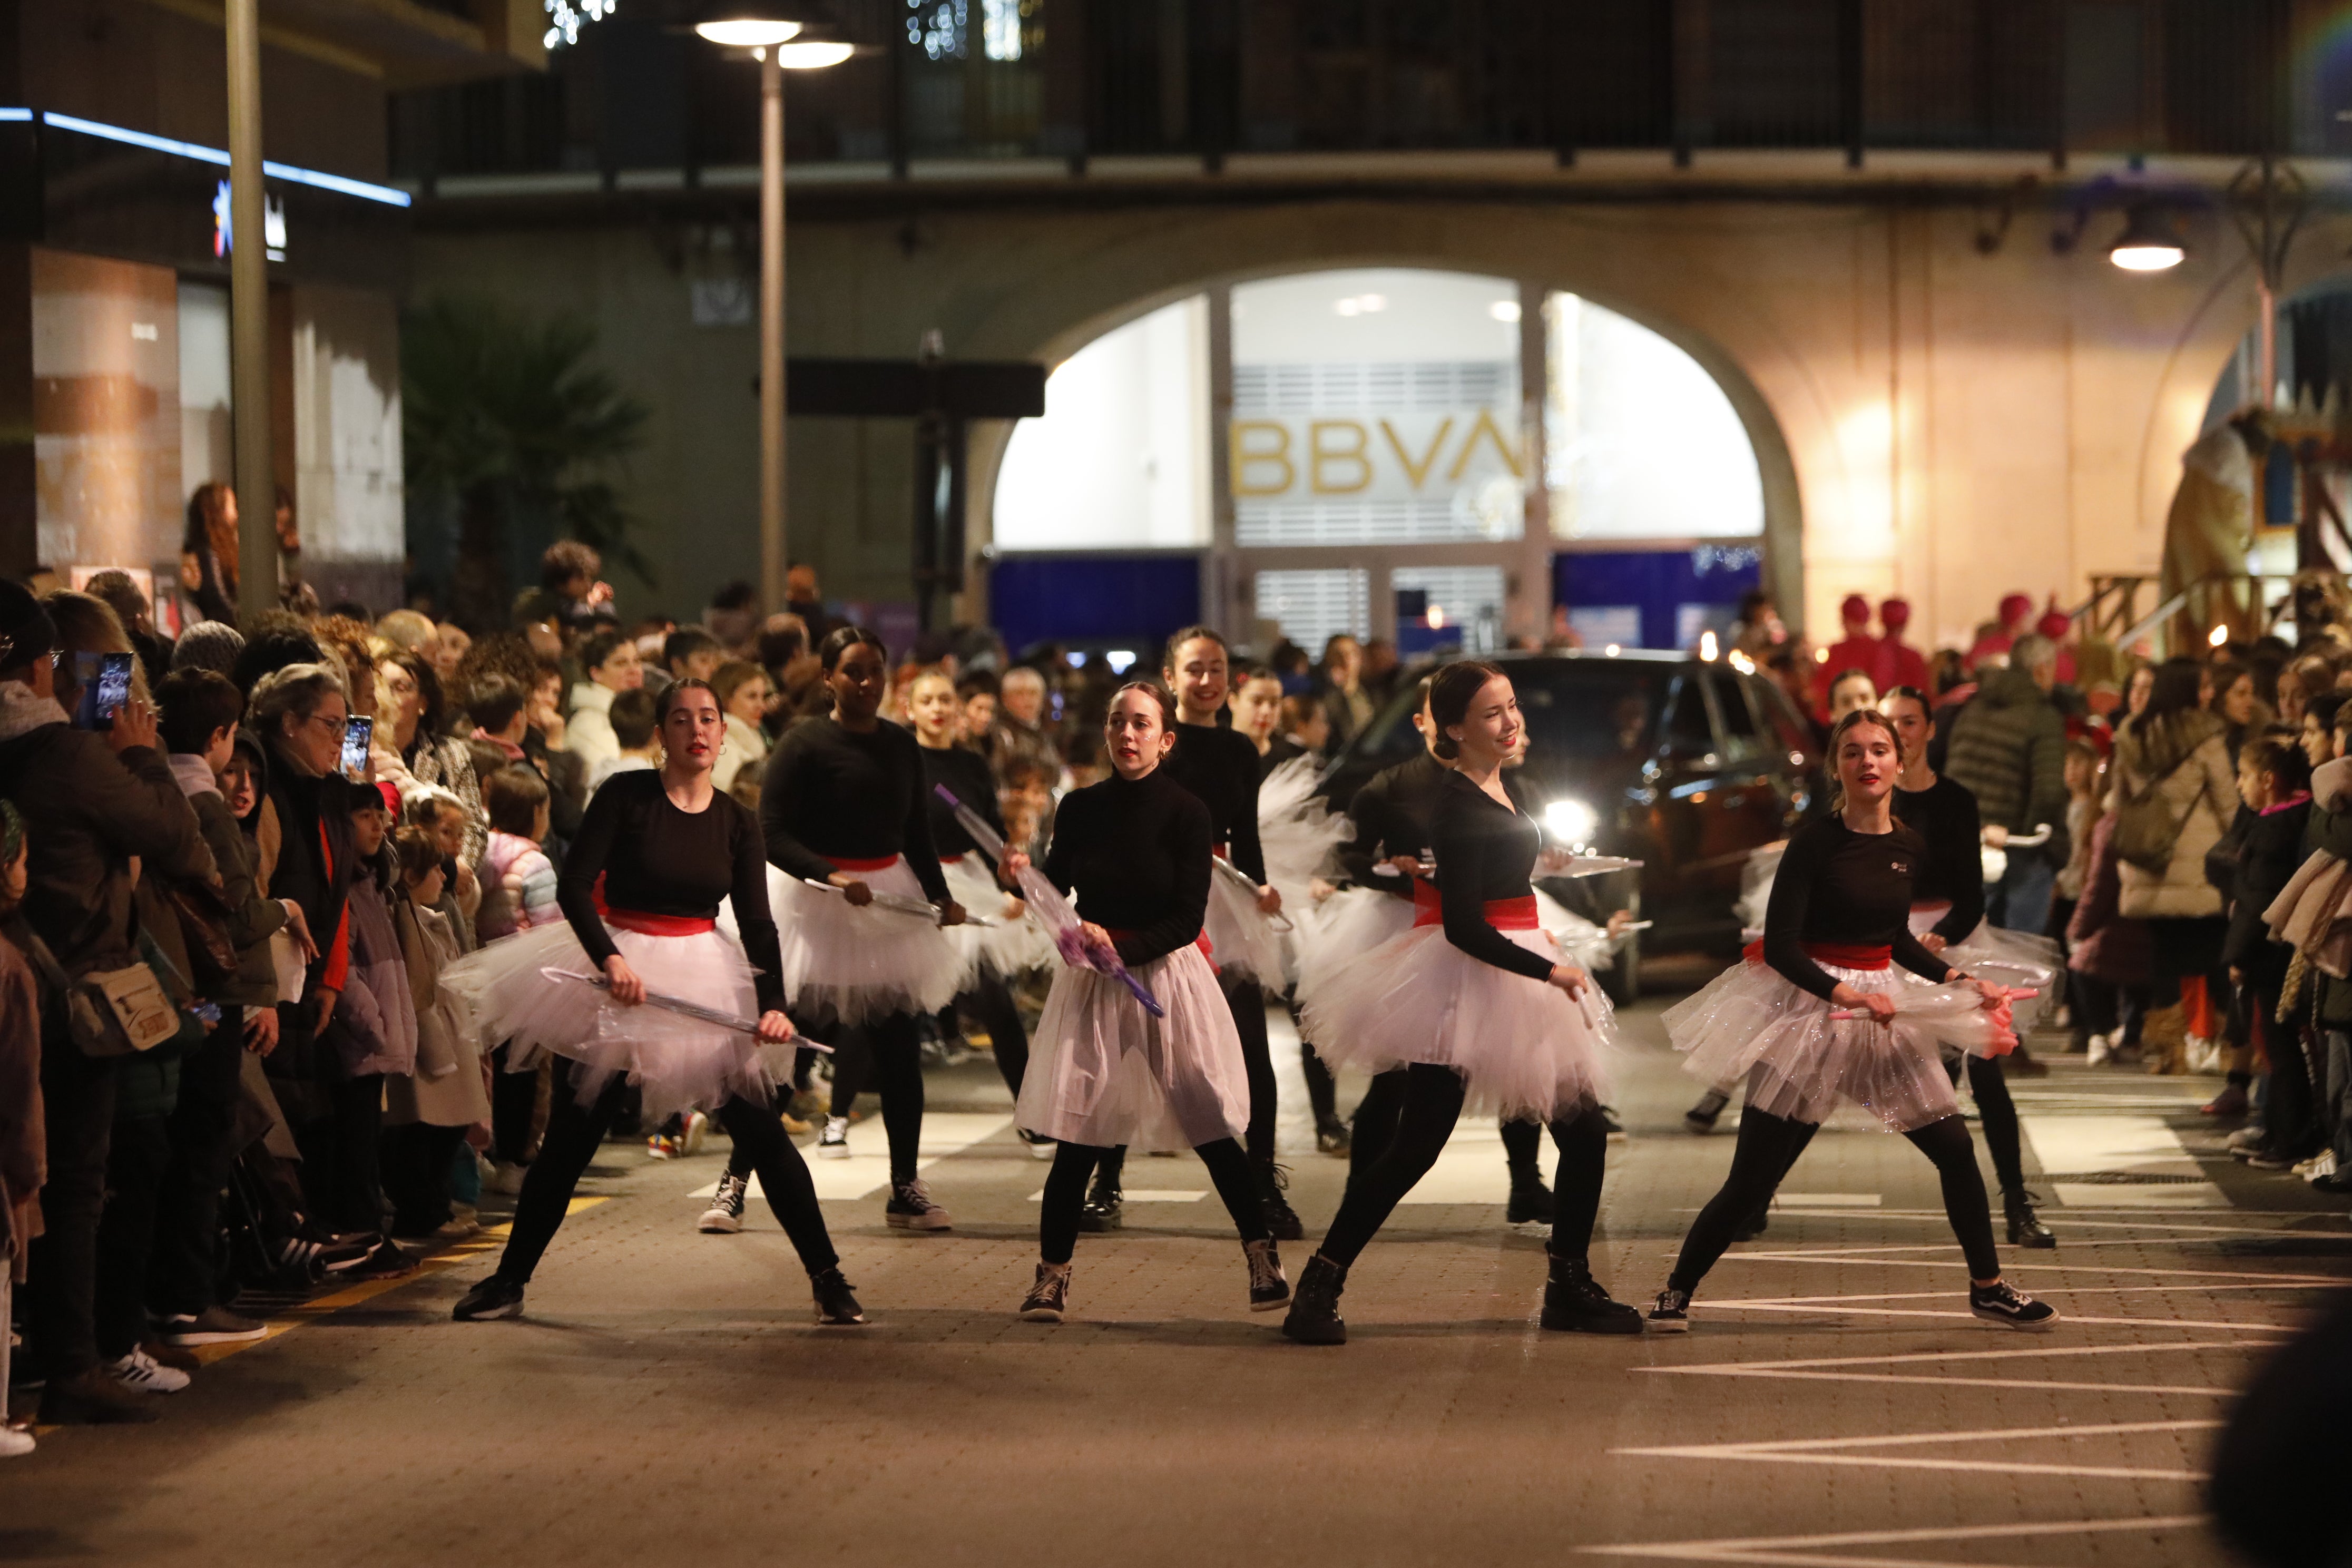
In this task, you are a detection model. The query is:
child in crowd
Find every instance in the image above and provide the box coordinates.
[2225,734,2315,1172]
[381,826,490,1239]
[587,686,660,794]
[476,765,558,943]
[405,787,481,944]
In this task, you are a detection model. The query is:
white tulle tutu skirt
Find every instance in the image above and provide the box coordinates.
[1300,923,1614,1122]
[1205,863,1288,989]
[1018,941,1249,1152]
[752,858,964,1024]
[1291,885,1416,1013]
[441,922,784,1121]
[1663,956,2013,1132]
[940,852,1055,984]
[1535,887,1616,974]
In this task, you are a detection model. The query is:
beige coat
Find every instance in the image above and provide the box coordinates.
[383,901,491,1129]
[2113,711,2237,920]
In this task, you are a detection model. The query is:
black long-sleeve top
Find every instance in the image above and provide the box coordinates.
[1429,771,1557,983]
[1257,733,1308,781]
[558,769,786,1014]
[1761,814,1952,1001]
[1892,776,1985,945]
[758,716,949,902]
[1337,750,1451,900]
[920,742,1005,860]
[1041,765,1211,968]
[1164,720,1268,883]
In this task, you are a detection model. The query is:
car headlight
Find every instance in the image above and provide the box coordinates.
[1544,798,1598,847]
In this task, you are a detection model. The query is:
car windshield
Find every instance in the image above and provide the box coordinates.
[1350,659,1679,768]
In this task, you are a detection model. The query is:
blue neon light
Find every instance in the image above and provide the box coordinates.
[19,109,410,208]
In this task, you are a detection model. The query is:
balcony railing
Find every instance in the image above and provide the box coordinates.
[390,0,2329,183]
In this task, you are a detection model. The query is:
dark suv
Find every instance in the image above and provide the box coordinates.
[1322,650,1819,999]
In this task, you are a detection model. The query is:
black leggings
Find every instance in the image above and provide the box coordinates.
[1319,1063,1609,1268]
[800,1009,926,1183]
[1347,1068,1546,1187]
[488,1041,540,1165]
[502,1063,837,1285]
[952,970,1028,1099]
[1668,1103,1998,1294]
[1039,1138,1268,1265]
[1961,1053,2025,1193]
[1290,1001,1339,1125]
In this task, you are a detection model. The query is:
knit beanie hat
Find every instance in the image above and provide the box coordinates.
[171,620,246,678]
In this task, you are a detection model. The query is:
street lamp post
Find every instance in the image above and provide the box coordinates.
[226,0,277,623]
[694,6,852,612]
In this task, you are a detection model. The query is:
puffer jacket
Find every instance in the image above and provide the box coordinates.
[1944,664,2071,863]
[172,752,288,1010]
[2113,708,2238,920]
[328,875,418,1079]
[2068,811,2152,984]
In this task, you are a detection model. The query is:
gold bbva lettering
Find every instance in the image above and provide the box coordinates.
[1230,421,1294,496]
[1447,407,1524,482]
[1379,417,1453,489]
[1309,420,1372,494]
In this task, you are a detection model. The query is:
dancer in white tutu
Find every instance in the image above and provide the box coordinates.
[1232,661,1355,1154]
[712,627,966,1235]
[1647,704,2056,1334]
[999,682,1290,1323]
[907,669,1055,1158]
[1077,630,1299,1241]
[1286,662,1636,1345]
[445,680,865,1327]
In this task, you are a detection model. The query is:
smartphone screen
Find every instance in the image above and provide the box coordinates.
[339,716,374,781]
[73,652,134,730]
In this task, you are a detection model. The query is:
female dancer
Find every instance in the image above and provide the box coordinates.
[1288,662,1633,1345]
[908,668,1054,1155]
[717,628,965,1233]
[1650,704,2056,1332]
[1080,629,1296,1239]
[444,680,864,1325]
[1001,682,1287,1322]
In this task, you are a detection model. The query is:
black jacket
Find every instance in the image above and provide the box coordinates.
[2223,800,2309,985]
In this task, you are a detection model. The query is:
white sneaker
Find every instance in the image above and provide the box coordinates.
[0,1424,32,1458]
[110,1347,191,1394]
[2297,1149,2337,1181]
[2084,1033,2111,1066]
[681,1110,709,1157]
[817,1116,852,1159]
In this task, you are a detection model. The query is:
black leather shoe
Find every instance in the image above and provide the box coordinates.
[1539,1255,1644,1335]
[2004,1189,2057,1249]
[1281,1254,1347,1345]
[1076,1172,1122,1233]
[1505,1172,1556,1226]
[1259,1163,1305,1242]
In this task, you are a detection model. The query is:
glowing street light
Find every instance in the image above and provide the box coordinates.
[2109,203,2187,272]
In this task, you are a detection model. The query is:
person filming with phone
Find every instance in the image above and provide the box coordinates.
[0,585,216,1425]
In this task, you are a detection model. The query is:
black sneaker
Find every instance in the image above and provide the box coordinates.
[1315,1116,1352,1157]
[1684,1087,1730,1134]
[700,1172,749,1234]
[2004,1189,2057,1249]
[885,1179,952,1231]
[452,1275,526,1321]
[1280,1254,1347,1345]
[1245,1239,1290,1312]
[1259,1164,1305,1243]
[1076,1172,1123,1232]
[1596,1105,1626,1141]
[1505,1172,1556,1226]
[1969,1279,2059,1330]
[1540,1256,1644,1334]
[1647,1288,1692,1332]
[810,1268,867,1326]
[160,1305,268,1346]
[1019,1263,1070,1322]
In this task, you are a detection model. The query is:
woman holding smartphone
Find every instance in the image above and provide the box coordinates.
[444,679,862,1326]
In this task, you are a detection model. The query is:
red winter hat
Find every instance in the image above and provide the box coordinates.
[1879,597,1911,632]
[1998,592,2032,626]
[1839,593,1870,625]
[2036,607,2071,640]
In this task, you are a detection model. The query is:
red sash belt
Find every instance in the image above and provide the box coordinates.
[1412,880,1539,931]
[827,854,900,874]
[1742,939,1892,971]
[1104,927,1216,963]
[592,876,715,936]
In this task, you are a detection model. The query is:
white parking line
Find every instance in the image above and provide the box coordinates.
[2020,1112,2226,1208]
[687,1112,1012,1201]
[1579,1512,2210,1565]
